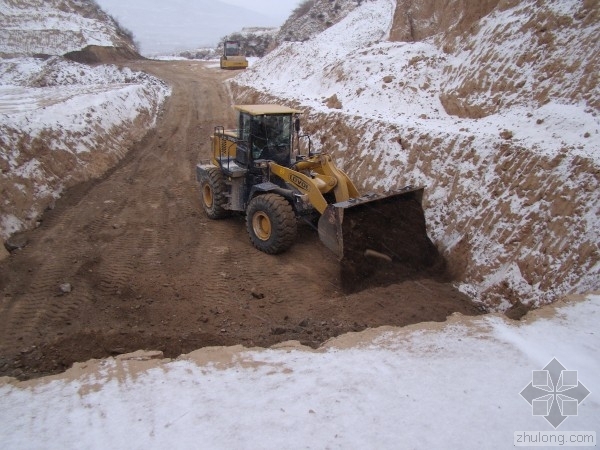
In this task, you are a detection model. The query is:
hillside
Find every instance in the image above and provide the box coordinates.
[0,0,136,57]
[0,0,170,244]
[274,0,364,46]
[230,0,599,309]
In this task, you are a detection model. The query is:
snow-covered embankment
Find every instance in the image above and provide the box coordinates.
[0,57,171,240]
[229,0,599,309]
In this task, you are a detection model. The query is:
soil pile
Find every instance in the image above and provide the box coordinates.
[64,45,143,64]
[338,189,445,292]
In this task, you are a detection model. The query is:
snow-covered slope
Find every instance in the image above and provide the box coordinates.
[0,58,170,239]
[0,1,170,241]
[230,0,599,308]
[438,0,599,118]
[1,294,598,449]
[273,0,363,46]
[0,0,136,57]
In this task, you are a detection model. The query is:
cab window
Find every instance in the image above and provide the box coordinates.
[239,113,251,144]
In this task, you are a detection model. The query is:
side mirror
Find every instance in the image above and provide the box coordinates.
[294,117,301,133]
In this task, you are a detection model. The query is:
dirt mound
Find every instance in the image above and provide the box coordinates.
[64,45,144,64]
[339,189,446,292]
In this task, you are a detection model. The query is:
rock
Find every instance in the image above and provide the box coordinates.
[5,233,28,252]
[505,300,531,320]
[59,283,72,294]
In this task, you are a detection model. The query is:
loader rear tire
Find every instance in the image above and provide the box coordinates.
[200,167,229,219]
[246,194,297,254]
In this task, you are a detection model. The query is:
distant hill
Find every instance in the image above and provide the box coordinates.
[273,0,364,47]
[0,0,136,57]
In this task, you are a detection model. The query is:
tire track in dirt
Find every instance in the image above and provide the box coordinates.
[1,246,96,346]
[0,61,215,353]
[0,61,484,380]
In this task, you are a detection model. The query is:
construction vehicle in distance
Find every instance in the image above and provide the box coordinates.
[220,40,248,70]
[196,105,441,291]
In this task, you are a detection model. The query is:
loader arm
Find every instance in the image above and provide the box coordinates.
[270,155,436,280]
[268,154,360,213]
[268,162,329,213]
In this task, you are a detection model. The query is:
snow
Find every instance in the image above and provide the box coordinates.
[0,56,171,239]
[0,214,23,237]
[0,0,121,56]
[0,294,598,449]
[232,0,600,307]
[235,0,599,162]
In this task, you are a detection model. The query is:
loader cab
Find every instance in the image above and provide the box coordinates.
[234,105,302,168]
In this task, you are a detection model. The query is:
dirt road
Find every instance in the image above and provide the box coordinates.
[0,61,482,380]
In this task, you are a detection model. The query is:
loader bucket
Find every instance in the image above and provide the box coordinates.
[317,187,444,292]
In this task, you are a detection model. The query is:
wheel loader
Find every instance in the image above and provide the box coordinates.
[196,105,441,291]
[220,40,248,70]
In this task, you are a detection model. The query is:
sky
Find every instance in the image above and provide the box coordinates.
[94,0,300,54]
[221,0,300,21]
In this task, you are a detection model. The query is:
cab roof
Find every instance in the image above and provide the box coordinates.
[234,104,303,116]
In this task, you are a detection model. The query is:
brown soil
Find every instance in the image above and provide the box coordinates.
[0,60,483,380]
[64,45,143,64]
[339,189,446,293]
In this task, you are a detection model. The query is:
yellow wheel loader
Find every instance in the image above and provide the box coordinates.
[196,105,441,290]
[219,40,248,70]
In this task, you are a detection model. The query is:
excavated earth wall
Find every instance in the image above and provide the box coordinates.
[229,85,598,310]
[229,0,599,310]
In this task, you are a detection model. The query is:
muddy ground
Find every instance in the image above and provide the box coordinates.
[0,61,483,380]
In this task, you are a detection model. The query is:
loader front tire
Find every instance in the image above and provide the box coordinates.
[200,167,229,219]
[246,194,297,254]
